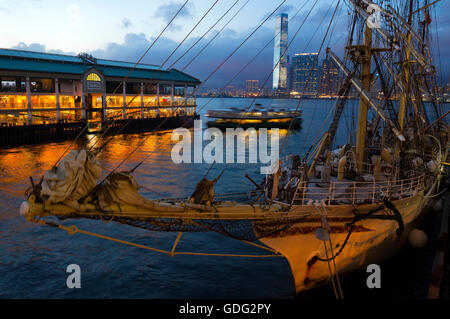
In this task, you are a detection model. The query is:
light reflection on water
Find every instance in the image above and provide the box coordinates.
[0,98,445,298]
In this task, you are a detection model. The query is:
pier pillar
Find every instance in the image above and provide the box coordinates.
[171,84,174,116]
[140,82,144,118]
[55,78,60,122]
[156,83,160,117]
[80,83,86,120]
[102,92,107,121]
[184,84,188,115]
[122,81,127,119]
[26,76,32,125]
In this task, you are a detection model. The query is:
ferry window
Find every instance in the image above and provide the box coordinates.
[86,73,101,81]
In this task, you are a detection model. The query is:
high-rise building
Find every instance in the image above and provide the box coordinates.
[291,53,319,96]
[246,80,259,96]
[272,13,288,93]
[319,58,339,96]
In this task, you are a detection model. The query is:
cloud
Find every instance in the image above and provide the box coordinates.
[11,42,76,56]
[154,1,194,31]
[121,18,132,29]
[7,1,450,87]
[261,4,296,21]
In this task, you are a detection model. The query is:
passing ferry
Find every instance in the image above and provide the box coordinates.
[205,104,302,129]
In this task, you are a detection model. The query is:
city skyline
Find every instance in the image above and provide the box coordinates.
[1,1,450,88]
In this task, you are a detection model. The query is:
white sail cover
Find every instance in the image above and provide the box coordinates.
[41,149,102,205]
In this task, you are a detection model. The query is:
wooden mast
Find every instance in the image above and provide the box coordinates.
[398,0,414,133]
[355,21,373,171]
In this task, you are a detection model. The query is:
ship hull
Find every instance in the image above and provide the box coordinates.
[259,192,430,294]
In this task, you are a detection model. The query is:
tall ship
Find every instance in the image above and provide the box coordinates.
[19,0,449,296]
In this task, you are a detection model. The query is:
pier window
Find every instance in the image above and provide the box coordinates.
[125,82,140,95]
[91,94,103,108]
[106,81,122,94]
[159,84,172,106]
[173,86,185,106]
[31,95,57,109]
[125,95,141,107]
[106,96,123,107]
[30,78,55,93]
[143,96,157,107]
[0,95,27,109]
[105,108,123,119]
[125,108,142,119]
[0,112,28,126]
[143,108,157,118]
[32,111,57,124]
[60,96,76,108]
[0,76,26,93]
[159,108,172,117]
[186,86,195,106]
[60,110,79,122]
[143,83,157,94]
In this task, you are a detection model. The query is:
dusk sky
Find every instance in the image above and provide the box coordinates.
[1,0,449,88]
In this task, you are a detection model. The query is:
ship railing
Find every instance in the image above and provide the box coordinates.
[296,174,425,206]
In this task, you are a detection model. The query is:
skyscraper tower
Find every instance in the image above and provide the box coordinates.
[272,13,288,93]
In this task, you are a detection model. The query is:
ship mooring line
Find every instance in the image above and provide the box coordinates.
[31,218,283,258]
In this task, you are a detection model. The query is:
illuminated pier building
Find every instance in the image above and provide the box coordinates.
[0,48,200,144]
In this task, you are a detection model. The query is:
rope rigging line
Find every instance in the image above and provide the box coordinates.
[184,0,313,115]
[104,0,287,176]
[86,0,234,152]
[165,0,322,199]
[181,0,251,72]
[278,0,342,160]
[51,0,190,167]
[90,0,250,153]
[87,0,252,153]
[130,0,318,177]
[76,1,251,171]
[239,0,320,121]
[166,0,241,70]
[89,0,223,151]
[159,0,221,69]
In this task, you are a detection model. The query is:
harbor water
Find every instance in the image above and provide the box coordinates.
[0,97,447,298]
